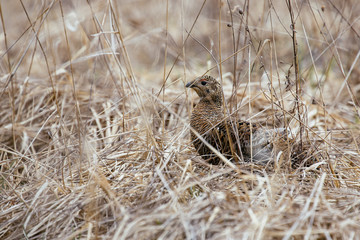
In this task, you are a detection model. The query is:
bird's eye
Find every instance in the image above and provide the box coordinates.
[201,81,207,86]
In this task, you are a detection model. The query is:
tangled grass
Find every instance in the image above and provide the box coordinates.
[1,0,360,239]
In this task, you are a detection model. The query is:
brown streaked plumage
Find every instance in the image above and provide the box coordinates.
[186,75,286,165]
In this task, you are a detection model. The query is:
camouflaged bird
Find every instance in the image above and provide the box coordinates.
[186,75,287,165]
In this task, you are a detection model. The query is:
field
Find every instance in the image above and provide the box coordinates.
[1,0,360,239]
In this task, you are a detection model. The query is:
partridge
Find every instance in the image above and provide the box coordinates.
[186,75,287,165]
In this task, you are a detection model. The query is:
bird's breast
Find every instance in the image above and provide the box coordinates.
[190,103,224,133]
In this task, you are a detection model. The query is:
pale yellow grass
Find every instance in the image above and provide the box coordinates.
[0,0,360,239]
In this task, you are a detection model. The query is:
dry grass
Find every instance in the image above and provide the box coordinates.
[1,0,360,239]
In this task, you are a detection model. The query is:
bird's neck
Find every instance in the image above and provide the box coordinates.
[200,94,223,108]
[192,97,224,126]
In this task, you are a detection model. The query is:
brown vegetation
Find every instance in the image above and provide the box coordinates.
[1,0,360,239]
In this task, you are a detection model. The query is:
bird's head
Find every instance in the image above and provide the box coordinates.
[186,75,223,104]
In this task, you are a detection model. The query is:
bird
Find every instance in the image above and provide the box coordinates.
[186,75,289,165]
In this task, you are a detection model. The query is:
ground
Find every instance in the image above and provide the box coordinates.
[0,0,360,239]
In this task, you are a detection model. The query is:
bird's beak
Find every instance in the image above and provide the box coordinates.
[185,80,197,88]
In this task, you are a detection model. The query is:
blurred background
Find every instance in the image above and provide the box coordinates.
[2,0,360,126]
